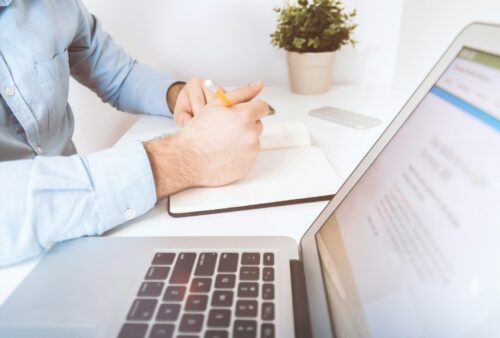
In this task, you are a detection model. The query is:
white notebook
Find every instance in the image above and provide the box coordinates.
[168,120,343,216]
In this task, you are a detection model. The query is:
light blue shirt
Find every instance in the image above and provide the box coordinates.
[0,0,176,266]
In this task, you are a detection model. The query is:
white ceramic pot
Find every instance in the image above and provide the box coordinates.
[287,51,335,95]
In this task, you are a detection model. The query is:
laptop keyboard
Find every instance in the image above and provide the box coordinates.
[118,252,276,338]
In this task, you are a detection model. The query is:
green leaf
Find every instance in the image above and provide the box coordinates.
[270,0,357,53]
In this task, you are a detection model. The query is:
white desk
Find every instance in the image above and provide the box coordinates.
[0,84,408,306]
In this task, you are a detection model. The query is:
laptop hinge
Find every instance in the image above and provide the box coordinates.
[290,259,313,338]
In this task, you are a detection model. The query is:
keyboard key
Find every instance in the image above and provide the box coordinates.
[237,283,258,298]
[179,313,204,332]
[207,309,231,327]
[156,303,181,321]
[185,294,208,311]
[241,253,260,265]
[152,253,175,265]
[149,323,174,338]
[163,286,186,302]
[263,253,274,266]
[261,323,275,338]
[170,253,196,284]
[137,281,164,297]
[218,253,238,272]
[233,320,257,338]
[190,278,212,293]
[118,323,148,338]
[235,300,258,317]
[261,302,275,320]
[214,274,235,289]
[195,252,218,276]
[211,290,234,307]
[262,268,274,282]
[205,330,228,338]
[127,299,157,321]
[239,267,259,281]
[262,284,274,300]
[145,266,170,280]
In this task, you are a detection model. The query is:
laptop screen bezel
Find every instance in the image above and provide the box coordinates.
[297,22,500,338]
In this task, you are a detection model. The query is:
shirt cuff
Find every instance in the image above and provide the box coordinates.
[117,62,177,117]
[82,141,157,234]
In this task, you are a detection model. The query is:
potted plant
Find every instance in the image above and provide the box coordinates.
[271,0,357,94]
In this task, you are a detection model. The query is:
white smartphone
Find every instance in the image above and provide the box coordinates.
[308,106,381,129]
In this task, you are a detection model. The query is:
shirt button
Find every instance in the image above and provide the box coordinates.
[5,86,15,96]
[35,146,44,155]
[124,208,136,221]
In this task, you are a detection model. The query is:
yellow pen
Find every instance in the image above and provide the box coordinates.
[204,79,276,115]
[204,79,233,107]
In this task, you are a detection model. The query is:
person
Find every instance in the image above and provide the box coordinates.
[0,0,269,267]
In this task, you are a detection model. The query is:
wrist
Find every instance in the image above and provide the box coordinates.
[166,81,186,114]
[143,134,201,199]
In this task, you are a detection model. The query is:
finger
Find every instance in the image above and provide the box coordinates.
[224,81,264,105]
[235,99,270,121]
[173,111,183,126]
[255,119,264,136]
[194,77,216,108]
[183,114,192,125]
[202,82,216,102]
[175,111,192,127]
[187,87,206,117]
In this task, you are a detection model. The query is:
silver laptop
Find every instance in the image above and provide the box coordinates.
[1,22,499,338]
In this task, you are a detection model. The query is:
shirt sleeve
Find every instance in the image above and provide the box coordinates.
[0,142,157,267]
[68,0,175,116]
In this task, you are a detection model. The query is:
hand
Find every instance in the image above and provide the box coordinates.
[171,78,265,127]
[145,82,269,199]
[179,93,268,187]
[171,78,213,127]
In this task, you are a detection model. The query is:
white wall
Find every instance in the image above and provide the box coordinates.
[71,0,500,154]
[70,0,403,154]
[395,0,500,91]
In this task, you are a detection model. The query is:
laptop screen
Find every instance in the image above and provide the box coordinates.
[316,48,500,337]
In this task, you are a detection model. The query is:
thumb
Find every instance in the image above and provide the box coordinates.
[174,111,192,127]
[182,115,192,126]
[225,81,264,105]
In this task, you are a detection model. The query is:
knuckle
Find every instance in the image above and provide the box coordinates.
[243,134,253,146]
[245,132,259,147]
[188,77,202,89]
[252,138,261,151]
[248,146,259,161]
[239,110,254,123]
[246,111,256,123]
[254,100,268,111]
[253,141,260,150]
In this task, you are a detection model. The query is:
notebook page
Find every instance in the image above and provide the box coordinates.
[260,120,311,151]
[169,146,342,215]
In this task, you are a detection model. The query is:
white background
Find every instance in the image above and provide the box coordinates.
[70,0,500,154]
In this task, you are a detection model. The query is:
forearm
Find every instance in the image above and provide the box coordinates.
[143,134,201,199]
[114,62,177,116]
